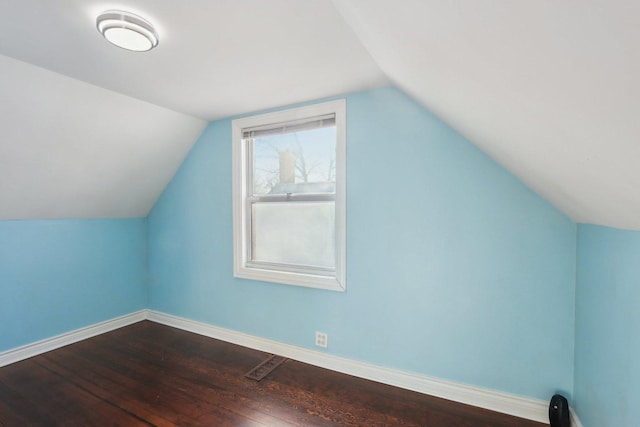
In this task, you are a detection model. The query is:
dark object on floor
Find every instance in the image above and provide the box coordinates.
[244,354,288,381]
[549,394,570,427]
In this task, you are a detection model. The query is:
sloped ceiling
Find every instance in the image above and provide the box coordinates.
[0,54,206,219]
[0,0,387,220]
[1,1,638,229]
[333,0,640,230]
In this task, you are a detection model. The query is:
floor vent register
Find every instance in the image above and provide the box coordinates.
[244,355,288,381]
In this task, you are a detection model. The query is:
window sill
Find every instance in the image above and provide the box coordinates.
[234,264,345,292]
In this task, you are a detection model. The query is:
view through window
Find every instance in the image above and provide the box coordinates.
[232,100,346,291]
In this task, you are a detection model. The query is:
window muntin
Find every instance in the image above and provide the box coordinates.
[232,100,346,291]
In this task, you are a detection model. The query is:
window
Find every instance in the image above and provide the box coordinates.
[232,100,346,291]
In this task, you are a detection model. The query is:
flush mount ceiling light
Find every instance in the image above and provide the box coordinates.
[96,10,159,52]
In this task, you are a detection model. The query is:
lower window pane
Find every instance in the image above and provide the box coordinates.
[251,201,335,270]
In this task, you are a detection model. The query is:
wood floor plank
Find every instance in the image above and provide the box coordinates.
[36,352,181,427]
[41,347,275,427]
[84,325,307,426]
[0,379,52,427]
[0,359,150,427]
[40,334,297,426]
[0,321,547,426]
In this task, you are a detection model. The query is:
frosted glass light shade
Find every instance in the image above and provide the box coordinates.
[96,10,159,52]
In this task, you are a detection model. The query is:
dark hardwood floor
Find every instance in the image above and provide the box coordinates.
[0,321,547,426]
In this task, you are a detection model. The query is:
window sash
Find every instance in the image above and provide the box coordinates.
[249,193,335,203]
[245,137,336,200]
[231,99,346,292]
[245,187,336,275]
[243,116,338,276]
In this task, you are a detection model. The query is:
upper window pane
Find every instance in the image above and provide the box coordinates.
[251,125,336,196]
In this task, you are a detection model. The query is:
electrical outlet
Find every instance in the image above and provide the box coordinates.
[315,331,328,348]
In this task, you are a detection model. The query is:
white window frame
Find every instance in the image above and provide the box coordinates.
[232,99,346,292]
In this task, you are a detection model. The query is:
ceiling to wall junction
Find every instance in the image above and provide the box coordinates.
[0,0,638,229]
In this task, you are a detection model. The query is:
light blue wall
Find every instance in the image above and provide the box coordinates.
[148,87,576,400]
[0,218,148,352]
[575,224,640,427]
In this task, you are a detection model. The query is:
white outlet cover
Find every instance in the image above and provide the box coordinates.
[315,332,328,348]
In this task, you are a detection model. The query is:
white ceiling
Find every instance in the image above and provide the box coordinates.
[0,0,387,120]
[333,0,640,230]
[0,1,638,229]
[0,0,387,220]
[0,54,206,219]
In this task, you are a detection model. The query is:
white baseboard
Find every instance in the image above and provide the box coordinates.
[146,310,550,423]
[0,310,147,367]
[570,408,584,427]
[2,309,579,425]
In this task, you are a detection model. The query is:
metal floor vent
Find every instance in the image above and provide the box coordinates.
[245,355,288,381]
